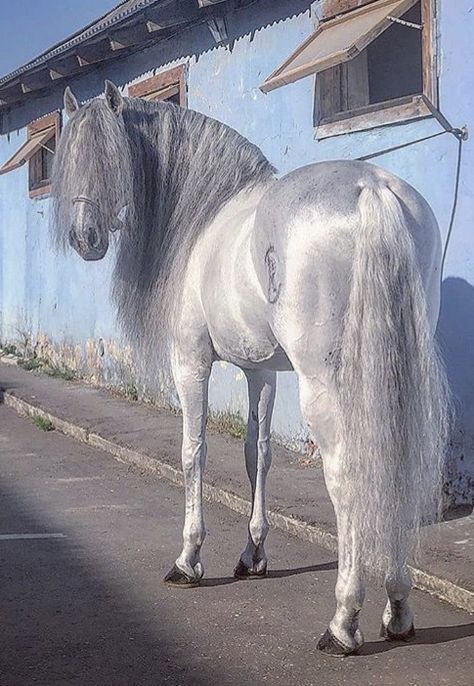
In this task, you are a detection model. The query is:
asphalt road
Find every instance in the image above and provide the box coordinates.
[0,405,473,686]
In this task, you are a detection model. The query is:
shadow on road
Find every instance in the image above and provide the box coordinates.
[360,622,474,656]
[201,560,338,587]
[0,483,242,686]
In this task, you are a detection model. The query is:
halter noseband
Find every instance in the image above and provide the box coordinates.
[72,196,100,209]
[72,196,127,233]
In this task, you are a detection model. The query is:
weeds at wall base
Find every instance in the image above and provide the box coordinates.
[4,348,77,381]
[2,345,300,454]
[43,364,76,381]
[18,357,44,371]
[32,414,54,432]
[2,344,19,356]
[207,410,247,440]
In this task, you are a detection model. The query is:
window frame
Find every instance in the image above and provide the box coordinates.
[315,0,437,139]
[27,112,60,199]
[320,0,379,22]
[128,64,187,106]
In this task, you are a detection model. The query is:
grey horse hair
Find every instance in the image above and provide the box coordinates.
[52,96,275,389]
[336,185,451,574]
[52,99,135,249]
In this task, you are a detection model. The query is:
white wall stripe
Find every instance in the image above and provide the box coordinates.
[0,533,66,540]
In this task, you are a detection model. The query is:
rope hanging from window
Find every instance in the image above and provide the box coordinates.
[355,108,468,277]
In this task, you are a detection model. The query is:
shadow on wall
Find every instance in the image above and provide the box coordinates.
[437,277,474,502]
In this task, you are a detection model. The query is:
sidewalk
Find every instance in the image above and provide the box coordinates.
[1,358,473,613]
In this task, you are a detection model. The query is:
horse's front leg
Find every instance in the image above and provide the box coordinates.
[234,369,276,579]
[164,355,211,588]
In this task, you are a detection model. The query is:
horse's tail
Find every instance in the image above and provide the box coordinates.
[336,183,450,574]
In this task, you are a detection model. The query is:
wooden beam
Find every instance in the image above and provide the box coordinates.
[145,3,199,33]
[109,23,151,50]
[0,84,23,107]
[145,17,194,32]
[75,39,115,67]
[146,20,162,33]
[198,0,228,6]
[49,69,65,80]
[19,70,55,93]
[321,0,376,21]
[110,38,126,50]
[206,16,227,43]
[76,54,91,67]
[48,55,82,79]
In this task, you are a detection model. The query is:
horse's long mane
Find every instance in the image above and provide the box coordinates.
[112,98,274,389]
[52,95,274,391]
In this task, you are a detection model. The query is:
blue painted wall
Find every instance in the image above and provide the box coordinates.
[0,0,472,500]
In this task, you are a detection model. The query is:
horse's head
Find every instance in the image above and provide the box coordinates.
[52,81,133,261]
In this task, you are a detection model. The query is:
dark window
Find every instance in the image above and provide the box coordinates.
[314,0,436,136]
[0,111,60,195]
[366,3,423,104]
[29,128,56,196]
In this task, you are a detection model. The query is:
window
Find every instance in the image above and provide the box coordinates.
[261,0,436,139]
[0,111,60,198]
[28,114,59,197]
[320,1,377,21]
[128,65,186,105]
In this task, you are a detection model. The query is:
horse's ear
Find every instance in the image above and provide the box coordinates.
[64,86,79,117]
[104,80,123,116]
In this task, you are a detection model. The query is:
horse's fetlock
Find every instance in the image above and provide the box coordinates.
[385,568,412,598]
[249,517,269,547]
[183,523,206,549]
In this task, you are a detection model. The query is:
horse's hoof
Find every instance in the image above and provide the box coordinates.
[317,629,358,657]
[163,563,201,588]
[233,559,267,579]
[380,623,416,642]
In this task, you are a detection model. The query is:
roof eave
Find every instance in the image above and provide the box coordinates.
[0,0,232,112]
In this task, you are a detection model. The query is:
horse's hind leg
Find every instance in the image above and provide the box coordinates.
[299,376,365,656]
[234,369,276,579]
[164,349,211,588]
[381,565,415,641]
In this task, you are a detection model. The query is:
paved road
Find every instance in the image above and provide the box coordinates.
[0,406,472,686]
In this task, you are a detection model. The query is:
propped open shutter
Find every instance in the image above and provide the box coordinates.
[260,0,418,93]
[129,66,186,106]
[0,127,54,176]
[142,84,180,102]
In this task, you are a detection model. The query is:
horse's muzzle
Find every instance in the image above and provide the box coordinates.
[69,226,108,261]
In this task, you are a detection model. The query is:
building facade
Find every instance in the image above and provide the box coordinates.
[0,0,472,501]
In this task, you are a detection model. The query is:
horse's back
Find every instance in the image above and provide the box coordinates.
[253,159,439,259]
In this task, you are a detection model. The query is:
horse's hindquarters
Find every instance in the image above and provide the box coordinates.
[253,162,445,654]
[251,160,442,379]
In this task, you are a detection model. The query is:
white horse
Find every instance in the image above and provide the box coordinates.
[52,82,449,656]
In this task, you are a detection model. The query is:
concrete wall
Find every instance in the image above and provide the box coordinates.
[0,0,472,500]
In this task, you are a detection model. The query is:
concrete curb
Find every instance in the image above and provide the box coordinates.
[4,390,474,614]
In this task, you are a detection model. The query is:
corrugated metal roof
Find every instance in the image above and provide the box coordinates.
[0,0,169,87]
